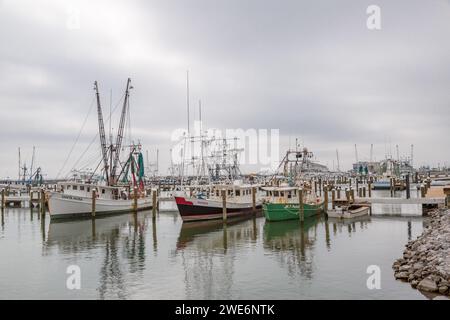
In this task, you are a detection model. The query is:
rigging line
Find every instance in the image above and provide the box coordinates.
[64,134,99,179]
[64,92,126,179]
[56,96,96,179]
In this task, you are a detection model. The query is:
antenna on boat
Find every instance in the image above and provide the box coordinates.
[30,146,35,181]
[18,147,21,181]
[186,70,190,135]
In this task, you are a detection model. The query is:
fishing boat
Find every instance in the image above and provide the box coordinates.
[49,182,153,219]
[326,204,370,219]
[48,79,154,219]
[175,183,262,222]
[262,186,324,222]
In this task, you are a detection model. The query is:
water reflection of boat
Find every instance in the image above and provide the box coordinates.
[326,215,371,226]
[263,216,319,242]
[263,216,321,279]
[46,212,138,246]
[46,210,149,299]
[176,213,261,250]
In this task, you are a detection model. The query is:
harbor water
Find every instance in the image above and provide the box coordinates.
[0,197,435,300]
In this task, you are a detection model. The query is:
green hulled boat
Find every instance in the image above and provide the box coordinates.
[263,202,324,221]
[262,186,324,222]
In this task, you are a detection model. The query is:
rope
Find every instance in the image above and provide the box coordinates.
[56,96,95,178]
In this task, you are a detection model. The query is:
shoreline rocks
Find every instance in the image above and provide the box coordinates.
[393,208,450,297]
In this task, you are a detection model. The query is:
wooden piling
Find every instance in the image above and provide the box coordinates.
[337,187,341,200]
[298,188,304,222]
[40,188,45,217]
[406,174,411,199]
[251,187,256,213]
[420,185,425,198]
[91,188,96,217]
[323,186,328,213]
[331,188,336,210]
[368,181,372,198]
[1,189,4,210]
[222,189,227,222]
[319,178,322,197]
[152,189,157,219]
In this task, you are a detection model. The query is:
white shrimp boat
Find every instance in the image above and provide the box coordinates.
[48,78,154,219]
[49,182,153,219]
[327,204,370,219]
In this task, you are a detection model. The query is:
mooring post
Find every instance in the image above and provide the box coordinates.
[345,188,350,204]
[222,189,227,222]
[251,187,256,213]
[368,180,372,198]
[323,186,328,213]
[40,188,45,217]
[443,187,450,209]
[319,178,322,197]
[133,187,138,213]
[337,187,341,200]
[152,189,157,219]
[406,174,411,199]
[314,180,317,195]
[91,188,96,218]
[363,186,366,198]
[1,188,4,211]
[331,188,336,210]
[298,188,304,222]
[420,184,425,198]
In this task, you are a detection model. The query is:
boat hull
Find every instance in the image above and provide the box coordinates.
[263,202,324,222]
[327,206,370,219]
[48,192,153,219]
[175,196,262,222]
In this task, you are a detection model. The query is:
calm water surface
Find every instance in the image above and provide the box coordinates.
[0,202,431,299]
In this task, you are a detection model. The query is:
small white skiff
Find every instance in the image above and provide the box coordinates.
[327,204,370,219]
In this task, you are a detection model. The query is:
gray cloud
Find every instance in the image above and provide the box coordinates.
[0,0,449,178]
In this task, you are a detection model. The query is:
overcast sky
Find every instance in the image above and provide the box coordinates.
[0,0,449,179]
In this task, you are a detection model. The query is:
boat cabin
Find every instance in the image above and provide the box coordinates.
[186,184,259,201]
[262,187,299,204]
[58,182,130,200]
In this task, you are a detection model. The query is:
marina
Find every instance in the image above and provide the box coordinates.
[1,0,449,304]
[0,205,434,300]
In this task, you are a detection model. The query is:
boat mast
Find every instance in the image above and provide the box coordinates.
[30,146,35,181]
[110,78,132,185]
[18,147,21,181]
[94,81,110,185]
